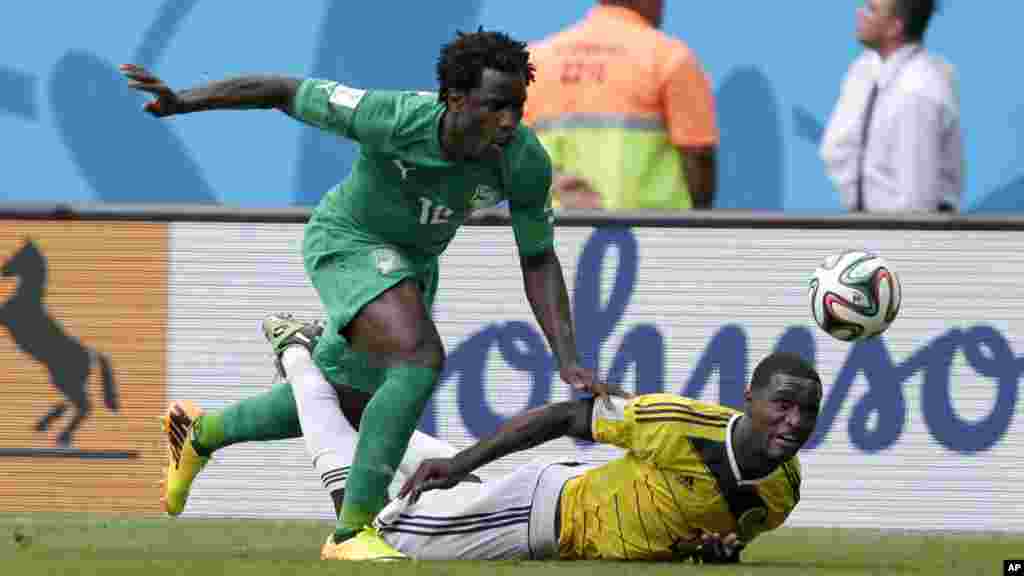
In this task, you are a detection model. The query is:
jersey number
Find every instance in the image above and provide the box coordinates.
[561,60,606,84]
[418,197,453,225]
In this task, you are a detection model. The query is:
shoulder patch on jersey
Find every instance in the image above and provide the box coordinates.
[372,247,407,276]
[329,84,367,110]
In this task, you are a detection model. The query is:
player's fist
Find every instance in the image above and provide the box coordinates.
[552,172,602,209]
[119,64,183,117]
[560,363,596,393]
[560,364,632,401]
[692,532,744,564]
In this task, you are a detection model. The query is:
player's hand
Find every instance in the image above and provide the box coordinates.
[119,64,183,117]
[560,363,597,393]
[692,531,745,564]
[552,173,602,210]
[398,458,467,505]
[561,364,633,401]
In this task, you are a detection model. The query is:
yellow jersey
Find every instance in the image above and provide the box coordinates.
[557,393,801,561]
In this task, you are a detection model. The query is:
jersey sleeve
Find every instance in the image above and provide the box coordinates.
[594,394,733,468]
[289,79,398,148]
[749,457,802,542]
[508,131,555,257]
[591,396,635,449]
[661,49,718,149]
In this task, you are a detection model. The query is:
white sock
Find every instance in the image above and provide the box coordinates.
[398,430,458,479]
[282,346,355,495]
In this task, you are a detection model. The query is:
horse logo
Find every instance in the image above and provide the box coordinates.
[0,239,118,446]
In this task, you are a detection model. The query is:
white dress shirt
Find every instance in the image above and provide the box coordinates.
[821,44,963,212]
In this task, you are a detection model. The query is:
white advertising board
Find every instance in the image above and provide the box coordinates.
[168,222,1024,531]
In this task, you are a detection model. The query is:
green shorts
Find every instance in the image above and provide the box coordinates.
[303,215,439,394]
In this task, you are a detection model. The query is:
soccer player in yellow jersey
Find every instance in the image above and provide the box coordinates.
[384,352,821,563]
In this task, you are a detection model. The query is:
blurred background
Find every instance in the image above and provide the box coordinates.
[1,0,1018,212]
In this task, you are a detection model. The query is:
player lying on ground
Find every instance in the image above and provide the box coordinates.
[385,350,820,563]
[164,317,818,563]
[123,28,598,561]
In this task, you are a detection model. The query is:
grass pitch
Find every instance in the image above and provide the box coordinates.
[1,513,1018,575]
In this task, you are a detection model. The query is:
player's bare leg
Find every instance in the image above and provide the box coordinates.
[325,279,443,560]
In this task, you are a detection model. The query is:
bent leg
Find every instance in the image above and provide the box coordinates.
[337,278,444,540]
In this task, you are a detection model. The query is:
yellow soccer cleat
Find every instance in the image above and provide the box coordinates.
[320,527,408,561]
[159,400,209,516]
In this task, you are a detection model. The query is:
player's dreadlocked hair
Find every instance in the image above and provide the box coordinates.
[436,28,535,103]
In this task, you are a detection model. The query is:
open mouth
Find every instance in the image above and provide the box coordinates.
[775,433,801,451]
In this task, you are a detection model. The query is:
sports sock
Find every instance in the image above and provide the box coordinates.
[399,429,457,478]
[330,489,345,518]
[192,381,302,457]
[335,362,439,542]
[282,346,359,502]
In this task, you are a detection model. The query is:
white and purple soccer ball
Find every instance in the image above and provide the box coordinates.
[809,250,902,342]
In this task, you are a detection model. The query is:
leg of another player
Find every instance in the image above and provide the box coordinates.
[286,349,457,516]
[193,382,302,455]
[375,458,570,560]
[333,279,445,546]
[164,359,457,519]
[280,343,359,516]
[161,380,302,516]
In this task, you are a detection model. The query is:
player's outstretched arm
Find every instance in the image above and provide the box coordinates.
[120,64,300,117]
[398,398,594,503]
[520,248,600,393]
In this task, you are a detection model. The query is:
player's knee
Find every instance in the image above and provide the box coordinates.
[391,327,445,371]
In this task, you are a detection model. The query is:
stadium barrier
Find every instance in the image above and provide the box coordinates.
[0,204,1021,531]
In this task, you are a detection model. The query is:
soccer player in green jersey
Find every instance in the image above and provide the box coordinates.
[121,30,597,560]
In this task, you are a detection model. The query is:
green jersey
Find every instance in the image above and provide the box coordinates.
[291,79,555,259]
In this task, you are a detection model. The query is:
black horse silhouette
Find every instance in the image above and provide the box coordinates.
[0,239,118,446]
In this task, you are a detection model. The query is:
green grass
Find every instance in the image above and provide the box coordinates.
[0,513,1019,575]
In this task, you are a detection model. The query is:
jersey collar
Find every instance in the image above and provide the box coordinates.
[875,43,923,90]
[432,105,456,166]
[588,4,655,28]
[726,414,774,486]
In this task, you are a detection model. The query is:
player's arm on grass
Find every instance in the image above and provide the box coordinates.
[120,64,299,116]
[399,397,596,502]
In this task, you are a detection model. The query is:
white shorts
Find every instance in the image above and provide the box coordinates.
[375,457,594,560]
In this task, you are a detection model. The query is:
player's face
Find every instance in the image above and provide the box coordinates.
[450,68,527,160]
[856,0,899,48]
[750,372,821,462]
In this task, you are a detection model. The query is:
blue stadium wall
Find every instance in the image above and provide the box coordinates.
[1,1,1020,212]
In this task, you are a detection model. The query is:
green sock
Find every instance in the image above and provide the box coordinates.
[334,363,438,542]
[191,412,223,457]
[192,382,302,456]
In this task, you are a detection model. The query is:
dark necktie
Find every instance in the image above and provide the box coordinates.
[855,83,880,212]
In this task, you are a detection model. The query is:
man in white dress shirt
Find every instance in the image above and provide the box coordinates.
[821,0,962,213]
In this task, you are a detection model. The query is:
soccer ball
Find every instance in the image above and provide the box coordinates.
[808,250,901,342]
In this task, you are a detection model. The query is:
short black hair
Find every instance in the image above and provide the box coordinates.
[891,0,937,42]
[750,352,821,396]
[436,28,535,103]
